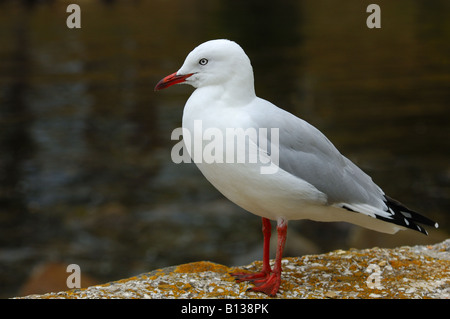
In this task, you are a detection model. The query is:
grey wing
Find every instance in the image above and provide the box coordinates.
[249,99,437,234]
[253,102,386,209]
[281,121,384,206]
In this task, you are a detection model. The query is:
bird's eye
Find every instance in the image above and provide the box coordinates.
[199,58,208,66]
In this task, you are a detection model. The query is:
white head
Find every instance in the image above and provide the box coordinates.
[155,39,255,99]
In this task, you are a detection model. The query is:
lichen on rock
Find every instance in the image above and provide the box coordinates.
[16,239,450,299]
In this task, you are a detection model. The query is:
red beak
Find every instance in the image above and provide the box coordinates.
[154,72,194,91]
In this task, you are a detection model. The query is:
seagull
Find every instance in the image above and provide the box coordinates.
[154,39,438,296]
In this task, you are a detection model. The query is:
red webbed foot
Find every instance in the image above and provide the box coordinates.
[231,217,287,297]
[230,270,270,283]
[248,272,281,297]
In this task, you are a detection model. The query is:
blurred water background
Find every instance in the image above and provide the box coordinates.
[0,0,449,297]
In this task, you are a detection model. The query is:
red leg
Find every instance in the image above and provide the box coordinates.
[231,217,272,281]
[250,218,287,296]
[231,217,288,297]
[261,217,272,274]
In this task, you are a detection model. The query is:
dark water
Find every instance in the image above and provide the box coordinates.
[0,0,449,297]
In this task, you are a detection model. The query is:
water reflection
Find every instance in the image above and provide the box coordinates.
[0,0,448,297]
[0,1,34,237]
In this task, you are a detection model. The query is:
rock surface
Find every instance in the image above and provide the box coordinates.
[17,239,450,299]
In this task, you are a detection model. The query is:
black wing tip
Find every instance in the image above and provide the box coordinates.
[383,196,439,235]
